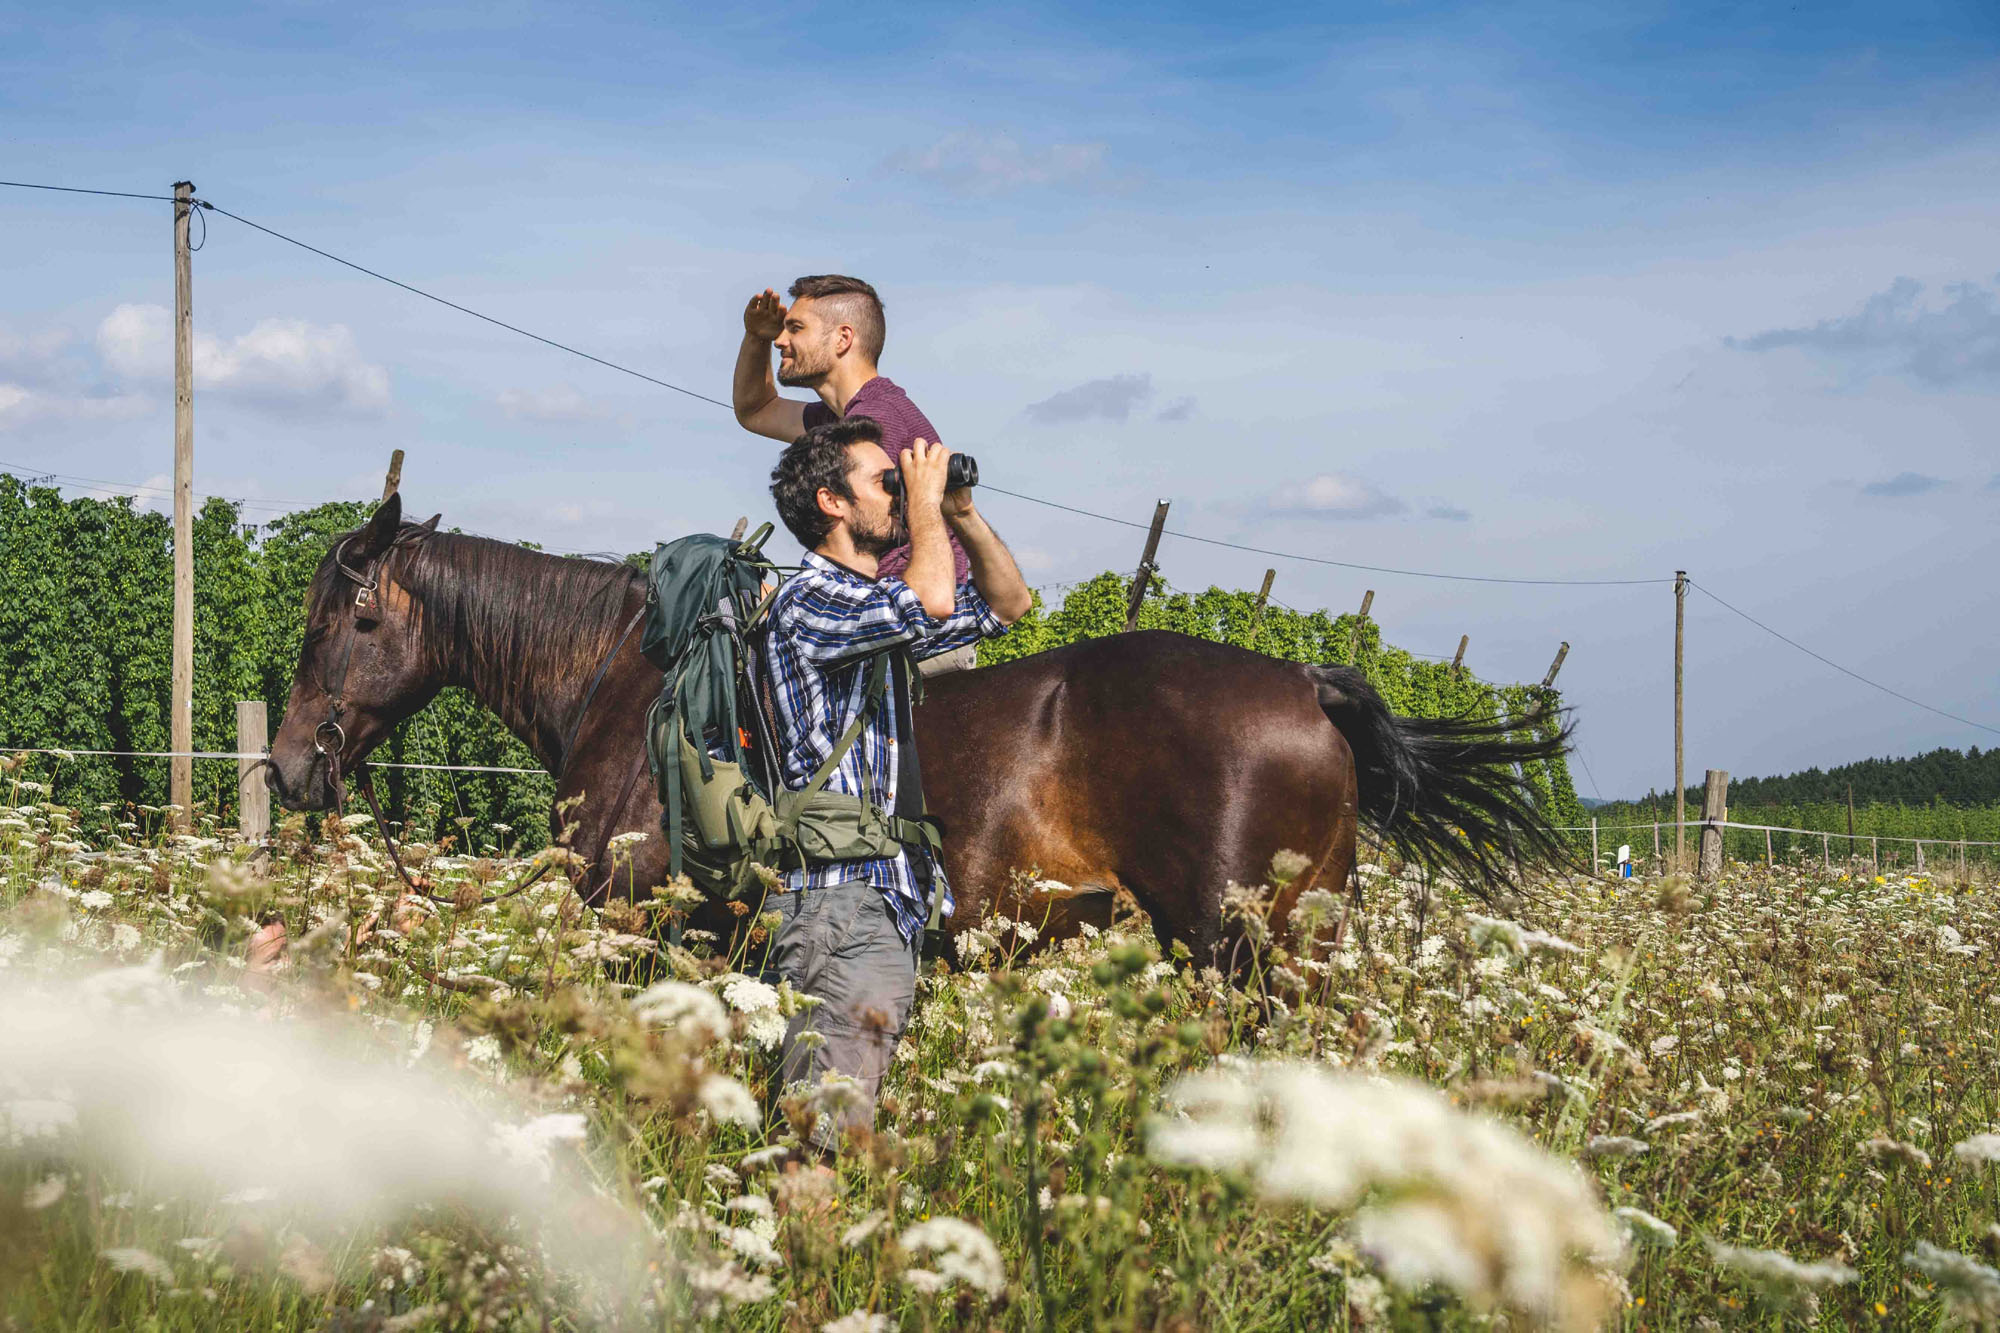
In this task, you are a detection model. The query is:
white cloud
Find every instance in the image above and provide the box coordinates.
[1728,275,2000,387]
[1272,472,1407,520]
[96,304,389,412]
[0,381,151,433]
[498,382,615,424]
[884,132,1110,195]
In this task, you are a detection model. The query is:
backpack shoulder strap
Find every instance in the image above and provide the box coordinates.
[791,649,891,805]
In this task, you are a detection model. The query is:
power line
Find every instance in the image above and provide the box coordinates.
[983,486,1671,587]
[200,204,733,410]
[0,180,184,204]
[0,459,315,514]
[1690,580,2000,739]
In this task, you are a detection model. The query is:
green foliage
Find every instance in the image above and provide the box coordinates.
[0,478,554,846]
[0,478,1577,844]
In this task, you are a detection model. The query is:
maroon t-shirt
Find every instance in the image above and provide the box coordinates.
[802,376,969,582]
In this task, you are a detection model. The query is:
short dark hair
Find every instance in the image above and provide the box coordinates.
[771,417,884,549]
[788,274,885,363]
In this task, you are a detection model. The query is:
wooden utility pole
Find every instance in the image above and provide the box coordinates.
[1673,570,1687,871]
[1246,568,1275,646]
[1698,769,1728,880]
[1123,500,1169,632]
[1542,642,1570,689]
[170,181,196,831]
[1451,635,1469,675]
[236,701,269,843]
[1347,589,1375,662]
[382,448,405,501]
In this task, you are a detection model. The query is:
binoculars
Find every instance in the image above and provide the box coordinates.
[881,453,979,497]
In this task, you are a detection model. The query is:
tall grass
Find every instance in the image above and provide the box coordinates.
[5,766,2000,1329]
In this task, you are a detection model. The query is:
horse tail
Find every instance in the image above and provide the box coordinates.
[1306,664,1575,895]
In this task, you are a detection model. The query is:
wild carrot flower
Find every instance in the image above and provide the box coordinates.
[1904,1241,2000,1321]
[899,1216,1006,1297]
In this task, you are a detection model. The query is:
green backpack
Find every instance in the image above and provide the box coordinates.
[640,526,945,905]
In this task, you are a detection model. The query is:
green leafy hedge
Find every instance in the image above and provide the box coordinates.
[1,476,1579,846]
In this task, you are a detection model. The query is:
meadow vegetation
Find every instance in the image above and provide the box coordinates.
[5,767,2000,1330]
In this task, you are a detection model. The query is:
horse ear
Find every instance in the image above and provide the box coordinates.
[355,493,402,558]
[416,512,441,535]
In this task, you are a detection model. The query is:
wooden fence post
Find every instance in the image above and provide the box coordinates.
[1247,568,1275,647]
[1673,571,1687,873]
[382,448,405,501]
[1871,836,1879,877]
[1765,827,1773,867]
[1451,635,1468,675]
[1346,590,1375,662]
[1652,821,1660,863]
[1822,832,1830,870]
[1915,841,1925,874]
[1542,642,1570,689]
[728,515,748,542]
[1590,817,1599,873]
[236,700,269,843]
[1124,500,1170,632]
[1698,769,1728,880]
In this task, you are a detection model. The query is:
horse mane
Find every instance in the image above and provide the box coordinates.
[310,523,642,743]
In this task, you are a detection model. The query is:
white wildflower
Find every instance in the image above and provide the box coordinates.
[1614,1206,1678,1247]
[490,1112,588,1184]
[899,1216,1005,1296]
[1707,1240,1856,1303]
[3,1098,78,1144]
[1584,1136,1649,1161]
[1148,1063,1620,1326]
[101,1247,175,1282]
[822,1312,891,1333]
[464,1035,504,1068]
[1904,1241,2000,1322]
[698,1075,761,1130]
[632,980,729,1043]
[1648,1034,1678,1056]
[1858,1136,1932,1171]
[1953,1134,2000,1166]
[842,1210,888,1248]
[78,890,114,911]
[721,1223,782,1268]
[110,923,143,954]
[23,1174,65,1210]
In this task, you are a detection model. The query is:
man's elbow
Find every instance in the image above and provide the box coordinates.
[992,593,1033,626]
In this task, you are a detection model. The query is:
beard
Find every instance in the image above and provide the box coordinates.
[776,337,835,388]
[849,506,907,558]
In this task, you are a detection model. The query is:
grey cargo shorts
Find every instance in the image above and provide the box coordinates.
[770,880,921,1151]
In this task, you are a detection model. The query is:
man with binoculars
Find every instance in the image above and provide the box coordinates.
[733,274,983,675]
[761,420,1030,1151]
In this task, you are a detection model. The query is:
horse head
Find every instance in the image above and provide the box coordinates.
[267,493,443,812]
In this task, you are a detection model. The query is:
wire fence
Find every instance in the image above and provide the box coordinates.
[1554,817,2000,871]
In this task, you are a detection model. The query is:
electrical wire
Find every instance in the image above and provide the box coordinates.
[201,203,733,410]
[0,180,185,203]
[1690,580,2000,739]
[981,485,1673,586]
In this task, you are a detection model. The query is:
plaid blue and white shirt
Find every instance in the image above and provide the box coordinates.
[764,551,1007,941]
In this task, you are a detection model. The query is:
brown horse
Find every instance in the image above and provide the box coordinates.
[266,496,1570,962]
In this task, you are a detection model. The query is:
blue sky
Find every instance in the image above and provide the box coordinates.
[4,0,1999,798]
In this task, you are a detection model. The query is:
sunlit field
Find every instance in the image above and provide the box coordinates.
[6,767,2000,1331]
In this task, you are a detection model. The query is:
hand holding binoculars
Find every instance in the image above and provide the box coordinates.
[881,453,979,498]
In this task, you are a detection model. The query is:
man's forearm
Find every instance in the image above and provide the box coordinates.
[732,333,779,424]
[900,506,956,619]
[948,509,1032,624]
